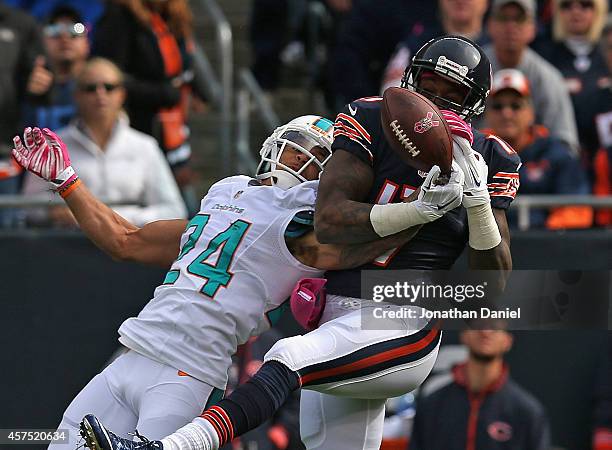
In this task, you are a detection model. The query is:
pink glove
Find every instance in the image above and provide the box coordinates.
[12,127,79,195]
[441,110,473,145]
[290,278,327,331]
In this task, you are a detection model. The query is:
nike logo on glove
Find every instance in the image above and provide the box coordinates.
[349,104,357,116]
[436,197,458,210]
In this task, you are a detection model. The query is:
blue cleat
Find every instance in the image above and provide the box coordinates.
[79,414,163,450]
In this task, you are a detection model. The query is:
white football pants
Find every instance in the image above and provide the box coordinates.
[265,296,440,450]
[47,350,220,449]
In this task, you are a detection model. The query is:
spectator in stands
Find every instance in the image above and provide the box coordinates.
[0,3,43,226]
[21,5,90,131]
[409,329,551,450]
[481,0,580,150]
[93,0,207,214]
[22,57,187,227]
[580,15,612,226]
[329,0,437,112]
[249,0,295,93]
[250,0,354,113]
[483,68,592,228]
[382,0,490,92]
[535,0,609,144]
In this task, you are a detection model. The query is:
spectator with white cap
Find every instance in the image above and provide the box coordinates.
[482,68,592,229]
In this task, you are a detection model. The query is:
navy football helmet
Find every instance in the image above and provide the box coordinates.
[401,35,491,120]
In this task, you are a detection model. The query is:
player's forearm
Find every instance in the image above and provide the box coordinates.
[315,200,380,244]
[332,225,423,269]
[63,183,139,260]
[468,208,512,293]
[315,149,379,244]
[64,184,186,266]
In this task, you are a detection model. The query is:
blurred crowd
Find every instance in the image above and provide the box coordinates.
[251,0,612,229]
[0,0,208,228]
[0,0,611,230]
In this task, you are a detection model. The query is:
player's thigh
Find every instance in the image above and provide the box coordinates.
[264,308,441,399]
[48,355,138,449]
[300,390,386,450]
[135,365,223,440]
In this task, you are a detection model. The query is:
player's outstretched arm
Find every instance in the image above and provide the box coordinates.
[63,182,187,267]
[315,149,463,245]
[12,127,187,267]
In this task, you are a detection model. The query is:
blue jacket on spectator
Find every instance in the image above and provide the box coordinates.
[409,363,550,450]
[484,125,592,229]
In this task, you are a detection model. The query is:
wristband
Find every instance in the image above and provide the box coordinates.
[58,177,81,199]
[370,202,428,237]
[50,165,77,191]
[466,203,502,250]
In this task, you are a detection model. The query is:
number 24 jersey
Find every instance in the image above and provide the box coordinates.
[119,176,322,388]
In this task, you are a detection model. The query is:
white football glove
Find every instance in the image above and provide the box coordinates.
[453,136,502,250]
[369,163,464,237]
[452,135,490,209]
[415,162,465,221]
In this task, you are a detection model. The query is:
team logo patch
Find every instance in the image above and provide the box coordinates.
[414,112,440,134]
[487,421,513,442]
[311,117,334,135]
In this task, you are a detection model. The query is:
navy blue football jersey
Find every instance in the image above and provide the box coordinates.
[326,97,521,297]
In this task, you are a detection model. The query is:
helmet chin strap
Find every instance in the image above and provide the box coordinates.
[270,170,302,190]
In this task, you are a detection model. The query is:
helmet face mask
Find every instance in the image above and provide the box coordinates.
[400,35,491,120]
[256,115,334,189]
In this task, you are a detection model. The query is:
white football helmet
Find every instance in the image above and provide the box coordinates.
[256,115,334,189]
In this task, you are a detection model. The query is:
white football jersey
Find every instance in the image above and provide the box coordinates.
[118,176,323,388]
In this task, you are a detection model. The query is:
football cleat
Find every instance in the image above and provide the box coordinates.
[79,414,163,450]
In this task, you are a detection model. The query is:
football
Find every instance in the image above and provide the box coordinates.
[380,87,453,174]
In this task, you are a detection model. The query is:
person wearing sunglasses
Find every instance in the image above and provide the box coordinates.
[483,68,592,229]
[22,57,187,228]
[22,5,90,132]
[481,0,580,153]
[534,0,608,152]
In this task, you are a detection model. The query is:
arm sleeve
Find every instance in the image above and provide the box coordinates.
[113,140,187,225]
[481,134,522,210]
[332,102,378,166]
